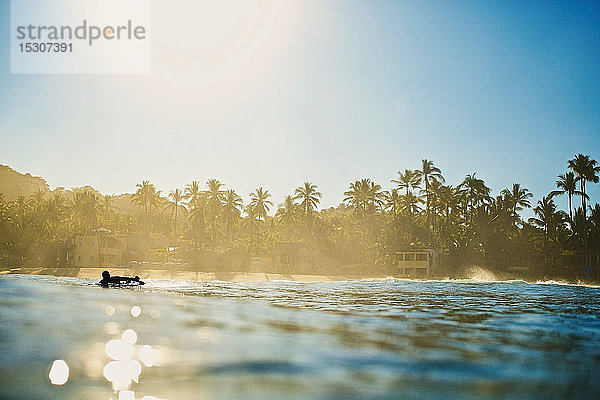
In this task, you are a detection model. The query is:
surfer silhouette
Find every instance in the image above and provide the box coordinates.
[99,270,145,287]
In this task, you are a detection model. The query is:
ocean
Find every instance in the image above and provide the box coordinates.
[1,274,599,399]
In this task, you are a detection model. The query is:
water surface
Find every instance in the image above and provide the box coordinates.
[1,275,599,399]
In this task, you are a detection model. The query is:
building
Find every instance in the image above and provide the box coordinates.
[270,241,315,274]
[70,231,173,268]
[394,249,436,278]
[71,234,127,267]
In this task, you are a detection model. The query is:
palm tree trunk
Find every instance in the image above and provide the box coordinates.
[425,175,430,225]
[226,220,231,246]
[145,203,149,234]
[579,178,586,217]
[253,219,259,255]
[425,178,432,246]
[174,206,178,245]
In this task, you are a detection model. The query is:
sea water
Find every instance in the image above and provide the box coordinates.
[1,275,599,399]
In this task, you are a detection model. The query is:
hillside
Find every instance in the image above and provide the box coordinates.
[0,164,49,201]
[0,165,135,213]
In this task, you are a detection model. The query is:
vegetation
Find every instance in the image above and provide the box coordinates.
[0,154,599,281]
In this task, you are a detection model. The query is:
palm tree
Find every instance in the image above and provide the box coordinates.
[72,190,99,234]
[184,181,206,246]
[363,179,385,215]
[100,195,117,221]
[294,182,322,233]
[550,172,586,221]
[42,191,70,266]
[244,203,256,227]
[9,195,32,255]
[27,189,49,245]
[528,195,563,236]
[187,204,206,248]
[500,183,533,224]
[528,195,567,266]
[246,189,272,255]
[416,159,444,230]
[343,179,384,216]
[432,184,459,219]
[392,169,422,196]
[568,154,600,218]
[205,179,226,244]
[166,188,186,244]
[343,179,384,251]
[569,206,588,238]
[243,202,258,253]
[426,179,449,226]
[249,187,273,221]
[205,179,225,212]
[11,195,30,223]
[46,192,71,240]
[590,203,600,223]
[383,188,401,216]
[399,191,424,217]
[29,189,46,210]
[276,195,300,240]
[184,181,203,209]
[131,181,146,228]
[222,189,243,245]
[147,186,164,230]
[459,173,491,221]
[343,180,362,211]
[131,181,162,233]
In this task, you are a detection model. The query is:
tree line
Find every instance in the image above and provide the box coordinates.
[0,154,598,280]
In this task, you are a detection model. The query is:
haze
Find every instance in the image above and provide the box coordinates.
[0,0,599,210]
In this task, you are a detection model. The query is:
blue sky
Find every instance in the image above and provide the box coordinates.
[0,0,599,216]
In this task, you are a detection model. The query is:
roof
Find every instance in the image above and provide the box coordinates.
[395,248,433,253]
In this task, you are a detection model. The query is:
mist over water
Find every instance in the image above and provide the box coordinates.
[463,266,499,282]
[1,275,599,399]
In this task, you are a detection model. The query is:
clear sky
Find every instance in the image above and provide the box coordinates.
[0,0,599,216]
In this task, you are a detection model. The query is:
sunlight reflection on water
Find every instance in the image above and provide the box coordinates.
[138,345,155,367]
[48,359,69,385]
[131,306,142,318]
[96,305,162,399]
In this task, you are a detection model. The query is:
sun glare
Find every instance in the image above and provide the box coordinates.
[130,305,142,318]
[147,0,303,106]
[122,329,138,346]
[48,359,69,385]
[105,338,134,361]
[100,324,161,398]
[138,345,155,367]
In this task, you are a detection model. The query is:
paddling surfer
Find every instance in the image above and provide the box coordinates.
[99,270,144,287]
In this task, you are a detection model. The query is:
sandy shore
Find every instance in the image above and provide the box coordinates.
[0,266,368,282]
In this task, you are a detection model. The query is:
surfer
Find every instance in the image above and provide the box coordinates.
[99,270,145,287]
